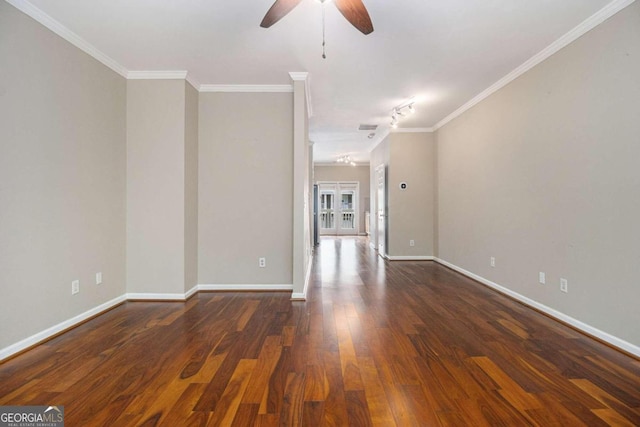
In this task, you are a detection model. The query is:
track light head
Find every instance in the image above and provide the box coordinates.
[390,98,417,129]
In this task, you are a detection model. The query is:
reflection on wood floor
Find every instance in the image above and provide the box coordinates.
[1,236,639,426]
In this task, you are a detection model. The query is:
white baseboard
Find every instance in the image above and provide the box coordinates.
[0,294,126,361]
[387,256,435,261]
[185,285,199,299]
[291,254,314,301]
[0,283,295,361]
[197,284,293,291]
[128,284,293,300]
[0,283,296,361]
[126,292,189,301]
[434,257,640,358]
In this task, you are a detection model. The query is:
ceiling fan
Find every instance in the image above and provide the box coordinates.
[260,0,374,35]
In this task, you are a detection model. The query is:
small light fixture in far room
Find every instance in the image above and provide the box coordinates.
[336,155,357,166]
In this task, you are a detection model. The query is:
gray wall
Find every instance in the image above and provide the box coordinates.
[0,3,126,348]
[126,79,187,295]
[369,133,436,258]
[436,1,640,346]
[314,165,371,235]
[198,92,294,285]
[388,133,436,257]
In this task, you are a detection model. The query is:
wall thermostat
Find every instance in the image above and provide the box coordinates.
[399,182,408,190]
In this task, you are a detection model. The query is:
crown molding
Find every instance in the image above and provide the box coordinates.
[288,72,309,81]
[434,0,636,131]
[3,2,302,92]
[6,0,128,77]
[199,84,293,93]
[392,127,435,133]
[127,70,188,80]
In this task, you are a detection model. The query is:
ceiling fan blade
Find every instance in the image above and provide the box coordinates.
[334,0,374,35]
[260,0,304,28]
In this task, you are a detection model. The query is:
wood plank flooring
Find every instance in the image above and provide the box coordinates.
[1,236,639,426]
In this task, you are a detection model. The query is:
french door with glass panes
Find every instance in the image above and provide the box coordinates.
[318,182,358,235]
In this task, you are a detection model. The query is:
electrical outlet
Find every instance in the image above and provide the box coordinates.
[409,240,415,247]
[72,280,79,295]
[259,257,266,268]
[539,272,546,284]
[96,272,102,285]
[490,257,495,267]
[560,278,568,293]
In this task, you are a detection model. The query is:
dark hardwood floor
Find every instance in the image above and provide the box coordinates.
[1,236,639,426]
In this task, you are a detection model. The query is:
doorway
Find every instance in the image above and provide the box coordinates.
[317,182,359,236]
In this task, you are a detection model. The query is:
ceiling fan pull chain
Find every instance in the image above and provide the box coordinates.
[322,3,326,59]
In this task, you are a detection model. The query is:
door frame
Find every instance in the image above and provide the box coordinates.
[375,164,387,257]
[316,181,360,236]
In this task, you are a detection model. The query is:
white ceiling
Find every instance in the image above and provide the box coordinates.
[17,0,613,162]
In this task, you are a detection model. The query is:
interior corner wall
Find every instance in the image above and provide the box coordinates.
[184,82,199,293]
[292,80,312,299]
[308,143,315,250]
[436,1,640,347]
[198,92,293,285]
[388,132,436,257]
[126,80,187,295]
[0,2,126,349]
[314,165,371,236]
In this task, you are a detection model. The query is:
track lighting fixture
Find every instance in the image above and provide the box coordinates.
[389,98,416,128]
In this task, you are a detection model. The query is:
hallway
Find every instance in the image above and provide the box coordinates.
[0,237,638,425]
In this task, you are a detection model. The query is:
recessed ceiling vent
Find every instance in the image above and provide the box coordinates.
[358,124,378,131]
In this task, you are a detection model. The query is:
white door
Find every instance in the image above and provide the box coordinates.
[319,186,336,234]
[318,182,359,236]
[337,183,357,235]
[376,165,386,256]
